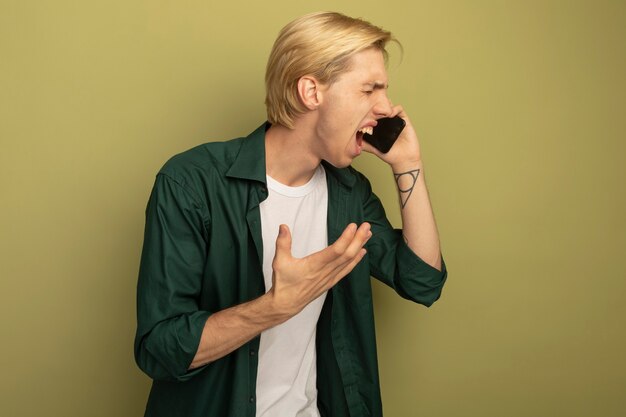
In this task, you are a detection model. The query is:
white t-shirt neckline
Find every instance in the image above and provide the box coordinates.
[266,165,325,198]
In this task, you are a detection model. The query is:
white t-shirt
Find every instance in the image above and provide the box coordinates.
[256,165,328,417]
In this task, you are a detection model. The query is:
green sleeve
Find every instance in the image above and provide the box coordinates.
[360,173,448,307]
[134,173,212,381]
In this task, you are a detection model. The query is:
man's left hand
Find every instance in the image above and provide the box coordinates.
[362,105,422,171]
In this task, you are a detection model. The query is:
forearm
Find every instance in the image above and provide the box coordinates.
[392,160,442,271]
[190,222,371,369]
[189,293,289,369]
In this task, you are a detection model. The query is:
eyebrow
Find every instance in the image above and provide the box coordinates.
[363,82,389,90]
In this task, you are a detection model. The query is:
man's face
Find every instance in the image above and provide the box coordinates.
[314,48,393,167]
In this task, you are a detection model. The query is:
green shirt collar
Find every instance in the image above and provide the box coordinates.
[225,123,268,184]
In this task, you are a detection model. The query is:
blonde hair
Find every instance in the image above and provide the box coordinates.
[265,12,396,128]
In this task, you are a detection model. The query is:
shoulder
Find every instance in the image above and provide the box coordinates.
[157,136,246,189]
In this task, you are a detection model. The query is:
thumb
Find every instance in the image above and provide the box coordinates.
[361,140,383,157]
[274,224,292,259]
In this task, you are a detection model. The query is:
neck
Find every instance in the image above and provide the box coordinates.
[265,119,321,186]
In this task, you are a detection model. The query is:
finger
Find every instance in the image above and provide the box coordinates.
[389,104,404,119]
[340,222,372,260]
[338,223,371,256]
[306,245,368,296]
[361,140,383,157]
[318,222,372,271]
[314,223,357,264]
[273,224,292,262]
[327,247,368,287]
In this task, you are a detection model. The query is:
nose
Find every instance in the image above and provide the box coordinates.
[373,93,393,118]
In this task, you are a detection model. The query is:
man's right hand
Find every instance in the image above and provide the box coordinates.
[269,222,372,317]
[189,222,371,368]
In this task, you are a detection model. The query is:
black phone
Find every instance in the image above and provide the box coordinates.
[363,116,406,153]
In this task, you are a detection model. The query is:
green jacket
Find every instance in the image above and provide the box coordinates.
[135,123,447,417]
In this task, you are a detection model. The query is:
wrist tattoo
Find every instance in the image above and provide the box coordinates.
[394,169,420,209]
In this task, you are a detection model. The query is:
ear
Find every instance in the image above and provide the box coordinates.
[297,75,323,110]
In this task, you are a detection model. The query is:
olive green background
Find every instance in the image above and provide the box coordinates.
[1,1,624,416]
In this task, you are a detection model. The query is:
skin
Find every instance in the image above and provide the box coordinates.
[189,47,441,368]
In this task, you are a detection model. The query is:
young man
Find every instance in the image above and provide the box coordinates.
[135,11,447,417]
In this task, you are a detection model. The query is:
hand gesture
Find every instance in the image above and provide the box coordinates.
[269,222,372,316]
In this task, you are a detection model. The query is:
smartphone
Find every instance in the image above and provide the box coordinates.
[363,116,406,153]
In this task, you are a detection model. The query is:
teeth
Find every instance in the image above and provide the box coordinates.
[359,127,374,135]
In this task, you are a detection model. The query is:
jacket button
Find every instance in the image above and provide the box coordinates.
[249,349,256,356]
[249,396,255,403]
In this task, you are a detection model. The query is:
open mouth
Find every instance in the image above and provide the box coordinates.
[358,126,374,136]
[356,126,373,147]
